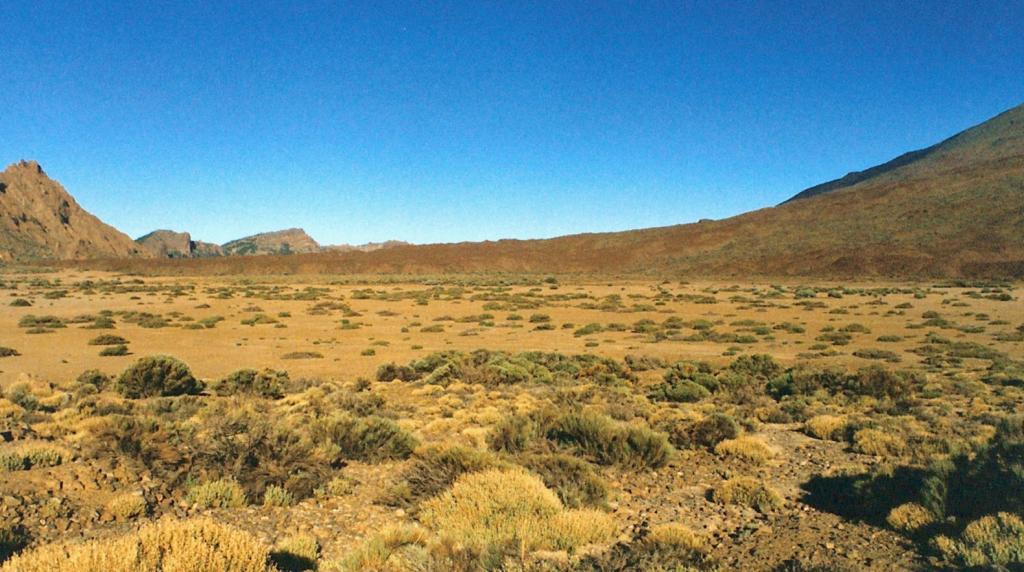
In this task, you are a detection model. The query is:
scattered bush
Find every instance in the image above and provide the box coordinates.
[519,453,609,508]
[214,368,287,399]
[186,478,248,509]
[272,534,320,572]
[886,502,936,533]
[804,415,847,441]
[115,356,202,398]
[0,517,273,572]
[712,477,784,512]
[262,484,295,507]
[714,437,774,464]
[0,347,19,358]
[99,344,130,357]
[419,467,616,551]
[388,445,504,508]
[549,411,672,469]
[106,493,147,521]
[934,512,1024,568]
[313,414,417,463]
[88,334,128,346]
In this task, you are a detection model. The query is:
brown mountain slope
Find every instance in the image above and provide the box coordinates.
[221,228,320,256]
[66,102,1024,278]
[136,229,224,258]
[0,161,149,262]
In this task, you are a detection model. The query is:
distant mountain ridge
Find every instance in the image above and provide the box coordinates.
[0,161,149,261]
[7,102,1024,277]
[137,228,409,259]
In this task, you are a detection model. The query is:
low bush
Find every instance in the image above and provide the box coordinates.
[549,411,672,469]
[388,446,503,508]
[99,344,129,357]
[88,334,128,346]
[934,512,1024,568]
[271,534,320,572]
[519,453,609,508]
[262,484,295,507]
[885,502,936,533]
[313,414,417,463]
[419,467,616,552]
[804,415,848,441]
[106,493,147,521]
[670,413,740,450]
[214,368,287,399]
[186,478,248,509]
[0,517,274,572]
[115,356,202,398]
[712,477,784,512]
[714,437,774,464]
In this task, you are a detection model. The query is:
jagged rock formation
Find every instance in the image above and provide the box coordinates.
[0,161,149,261]
[221,228,320,256]
[136,230,224,258]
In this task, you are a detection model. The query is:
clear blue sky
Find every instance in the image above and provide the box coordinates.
[1,2,1022,245]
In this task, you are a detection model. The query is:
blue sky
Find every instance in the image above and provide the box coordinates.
[1,1,1022,245]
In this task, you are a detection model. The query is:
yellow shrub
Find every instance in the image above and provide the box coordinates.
[272,533,321,571]
[645,523,706,553]
[886,503,936,532]
[106,493,147,521]
[714,437,774,464]
[934,512,1024,567]
[419,467,616,552]
[712,477,783,513]
[0,517,274,571]
[804,415,847,441]
[186,478,247,509]
[853,428,907,457]
[330,524,430,571]
[262,485,294,507]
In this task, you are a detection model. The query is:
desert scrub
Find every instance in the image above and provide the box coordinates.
[934,512,1024,568]
[214,368,287,399]
[186,478,248,508]
[853,428,907,457]
[0,517,274,572]
[549,411,672,469]
[115,355,202,398]
[714,437,774,464]
[804,415,848,441]
[281,351,323,360]
[669,413,741,450]
[885,502,936,533]
[106,492,147,521]
[0,444,66,471]
[387,445,504,508]
[419,467,615,551]
[712,477,784,512]
[519,452,609,508]
[272,533,320,571]
[88,334,128,346]
[313,413,417,463]
[332,524,430,571]
[99,344,129,356]
[576,521,714,571]
[262,484,295,507]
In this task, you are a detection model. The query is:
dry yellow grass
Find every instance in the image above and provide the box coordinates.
[804,414,848,441]
[0,517,274,572]
[714,437,774,464]
[419,467,616,552]
[712,477,784,513]
[106,492,147,521]
[885,503,936,532]
[853,428,907,457]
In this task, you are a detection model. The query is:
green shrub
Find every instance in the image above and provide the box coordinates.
[389,446,503,508]
[549,411,671,469]
[76,369,111,389]
[100,344,130,357]
[671,413,740,450]
[314,414,417,463]
[88,334,129,346]
[186,478,248,508]
[262,485,295,507]
[115,356,202,398]
[0,347,19,358]
[215,369,287,399]
[519,453,608,508]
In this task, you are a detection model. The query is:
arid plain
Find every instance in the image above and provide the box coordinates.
[0,271,1021,570]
